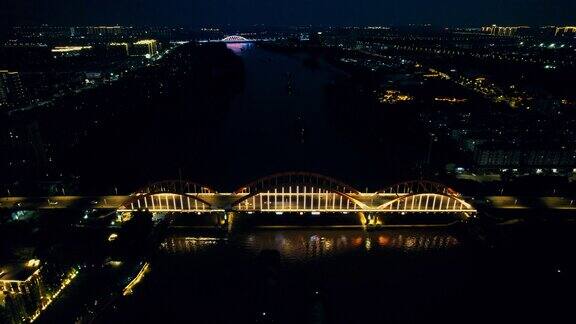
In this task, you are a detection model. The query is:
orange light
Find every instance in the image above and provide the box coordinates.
[378,235,390,246]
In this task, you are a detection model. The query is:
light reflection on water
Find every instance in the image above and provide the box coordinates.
[225,42,253,55]
[160,236,227,254]
[160,230,459,262]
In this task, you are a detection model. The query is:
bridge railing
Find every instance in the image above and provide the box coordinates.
[116,176,476,215]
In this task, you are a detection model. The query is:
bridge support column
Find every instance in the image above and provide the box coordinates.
[358,212,367,227]
[216,211,234,231]
[216,212,228,228]
[376,214,384,226]
[226,212,235,232]
[363,213,384,229]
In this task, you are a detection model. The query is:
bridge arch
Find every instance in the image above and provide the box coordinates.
[377,180,461,197]
[232,172,365,212]
[135,180,215,195]
[114,177,476,216]
[376,193,476,215]
[222,35,250,43]
[117,180,215,213]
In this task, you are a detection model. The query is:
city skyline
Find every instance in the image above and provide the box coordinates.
[1,2,576,323]
[2,0,576,27]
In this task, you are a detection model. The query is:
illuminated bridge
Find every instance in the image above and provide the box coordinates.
[116,173,477,218]
[4,173,576,226]
[221,35,251,43]
[198,35,275,43]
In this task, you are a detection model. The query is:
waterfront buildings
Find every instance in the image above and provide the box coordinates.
[0,261,43,323]
[0,71,26,109]
[132,39,159,57]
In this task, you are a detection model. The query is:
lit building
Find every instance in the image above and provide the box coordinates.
[85,26,125,36]
[423,69,450,80]
[474,147,522,168]
[132,39,158,57]
[0,70,26,109]
[0,261,78,323]
[473,144,576,175]
[481,25,530,36]
[434,97,468,104]
[377,89,414,104]
[108,42,130,56]
[554,26,576,36]
[0,261,44,323]
[50,45,92,56]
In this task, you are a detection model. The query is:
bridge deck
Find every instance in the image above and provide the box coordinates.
[1,195,574,212]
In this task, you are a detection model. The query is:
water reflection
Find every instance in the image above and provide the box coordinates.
[241,232,365,261]
[160,236,227,254]
[161,230,459,261]
[226,42,252,55]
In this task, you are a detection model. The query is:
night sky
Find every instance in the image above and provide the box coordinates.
[1,0,575,27]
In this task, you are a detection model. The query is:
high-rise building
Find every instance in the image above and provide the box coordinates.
[1,261,78,323]
[0,70,26,109]
[481,25,530,36]
[554,26,576,36]
[108,42,130,56]
[0,260,44,323]
[131,39,159,57]
[85,26,126,36]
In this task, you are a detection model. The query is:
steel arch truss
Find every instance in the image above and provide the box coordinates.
[222,35,249,42]
[116,176,477,215]
[233,173,364,212]
[118,180,214,213]
[377,193,475,214]
[137,180,214,195]
[118,193,212,213]
[235,172,360,195]
[378,180,461,196]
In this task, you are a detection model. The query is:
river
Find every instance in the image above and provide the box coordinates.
[45,40,420,193]
[31,44,576,324]
[92,223,575,324]
[204,43,367,189]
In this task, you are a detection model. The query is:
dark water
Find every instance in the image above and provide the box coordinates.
[21,40,425,194]
[206,43,364,189]
[27,45,575,323]
[56,41,371,193]
[89,45,575,323]
[160,229,460,260]
[103,229,466,324]
[98,225,576,324]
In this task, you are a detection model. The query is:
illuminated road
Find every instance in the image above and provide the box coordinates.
[0,195,128,210]
[483,196,576,210]
[1,195,574,212]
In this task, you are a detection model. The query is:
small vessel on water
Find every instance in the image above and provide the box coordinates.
[285,72,294,94]
[294,116,306,144]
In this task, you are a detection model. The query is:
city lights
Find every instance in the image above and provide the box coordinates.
[123,262,150,296]
[2,5,576,323]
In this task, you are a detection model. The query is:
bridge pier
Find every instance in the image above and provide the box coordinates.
[216,212,227,228]
[364,213,385,229]
[226,212,235,232]
[358,212,367,226]
[215,211,236,232]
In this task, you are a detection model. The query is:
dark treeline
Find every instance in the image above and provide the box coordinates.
[4,43,245,194]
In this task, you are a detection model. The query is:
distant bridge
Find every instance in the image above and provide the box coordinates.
[221,35,251,43]
[198,35,275,44]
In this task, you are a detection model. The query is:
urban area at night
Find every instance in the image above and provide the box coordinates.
[1,1,576,323]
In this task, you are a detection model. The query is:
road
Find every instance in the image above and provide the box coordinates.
[483,196,576,210]
[1,195,575,212]
[0,195,128,210]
